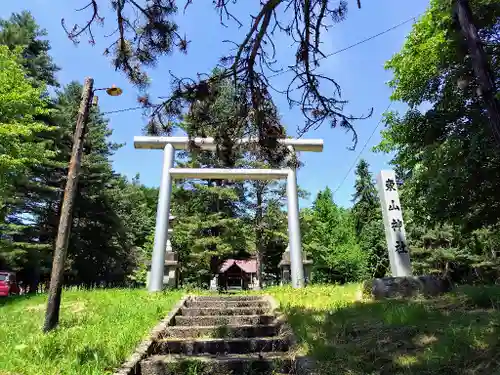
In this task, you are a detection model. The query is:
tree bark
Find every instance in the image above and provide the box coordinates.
[43,77,94,333]
[455,0,500,144]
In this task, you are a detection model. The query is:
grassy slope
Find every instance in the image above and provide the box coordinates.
[268,284,500,374]
[2,285,500,375]
[0,289,183,375]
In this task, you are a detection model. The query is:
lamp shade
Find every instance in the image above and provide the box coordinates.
[106,85,123,97]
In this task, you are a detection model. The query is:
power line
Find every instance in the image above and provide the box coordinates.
[328,14,423,197]
[268,13,420,79]
[102,105,144,115]
[324,14,419,59]
[332,102,392,197]
[102,13,420,116]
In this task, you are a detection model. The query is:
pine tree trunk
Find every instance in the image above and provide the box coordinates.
[455,0,500,143]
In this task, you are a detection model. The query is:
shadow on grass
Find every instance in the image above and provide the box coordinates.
[0,293,39,307]
[282,287,500,374]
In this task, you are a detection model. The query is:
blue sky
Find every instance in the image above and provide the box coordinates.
[2,0,429,208]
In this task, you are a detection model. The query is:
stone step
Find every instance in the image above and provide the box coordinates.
[185,300,269,309]
[180,307,268,316]
[159,324,284,339]
[174,314,276,327]
[140,353,308,375]
[193,295,264,302]
[150,336,291,355]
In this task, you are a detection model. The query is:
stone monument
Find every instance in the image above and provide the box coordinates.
[365,170,451,299]
[279,246,313,285]
[376,170,411,277]
[146,214,179,289]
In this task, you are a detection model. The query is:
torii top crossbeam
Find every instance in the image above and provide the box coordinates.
[134,136,324,152]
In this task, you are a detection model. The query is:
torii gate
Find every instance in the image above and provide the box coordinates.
[134,136,324,292]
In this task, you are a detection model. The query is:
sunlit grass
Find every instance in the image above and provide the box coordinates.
[265,284,500,374]
[3,284,500,375]
[0,288,183,375]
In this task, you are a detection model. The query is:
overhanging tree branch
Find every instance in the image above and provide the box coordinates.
[63,0,369,165]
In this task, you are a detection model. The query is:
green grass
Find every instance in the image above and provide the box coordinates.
[266,284,500,374]
[3,284,500,375]
[0,288,183,375]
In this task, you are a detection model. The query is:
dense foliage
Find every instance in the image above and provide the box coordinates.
[0,12,157,290]
[375,0,500,284]
[2,0,500,290]
[0,10,378,289]
[0,46,54,213]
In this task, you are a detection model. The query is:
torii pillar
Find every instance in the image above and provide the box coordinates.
[146,214,179,289]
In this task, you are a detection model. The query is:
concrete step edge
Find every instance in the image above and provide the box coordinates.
[143,352,296,362]
[159,323,285,339]
[155,335,290,343]
[164,323,279,330]
[180,307,269,315]
[140,353,313,375]
[193,296,266,300]
[149,336,292,355]
[177,314,276,319]
[181,307,268,311]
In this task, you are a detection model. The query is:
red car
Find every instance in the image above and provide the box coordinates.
[0,271,20,297]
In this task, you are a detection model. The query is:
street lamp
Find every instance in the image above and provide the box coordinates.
[93,84,123,106]
[105,84,123,97]
[43,77,123,333]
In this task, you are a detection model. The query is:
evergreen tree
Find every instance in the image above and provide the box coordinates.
[260,200,288,283]
[0,45,56,276]
[351,159,388,278]
[52,82,135,286]
[62,1,369,164]
[0,11,62,290]
[351,159,379,236]
[164,72,252,288]
[1,77,148,289]
[302,187,367,283]
[0,11,60,87]
[239,154,288,288]
[171,177,250,288]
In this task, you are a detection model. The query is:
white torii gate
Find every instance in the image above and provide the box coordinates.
[134,136,324,292]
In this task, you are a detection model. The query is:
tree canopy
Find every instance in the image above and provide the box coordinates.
[373,0,500,284]
[4,1,500,293]
[0,46,55,219]
[0,11,60,87]
[61,0,371,165]
[375,0,500,230]
[0,10,376,289]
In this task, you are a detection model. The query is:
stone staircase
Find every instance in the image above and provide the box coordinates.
[137,295,309,375]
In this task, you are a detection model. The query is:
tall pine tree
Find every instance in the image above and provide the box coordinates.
[0,11,166,289]
[351,159,388,278]
[0,11,61,290]
[0,11,59,87]
[0,46,55,274]
[351,159,379,236]
[167,72,252,288]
